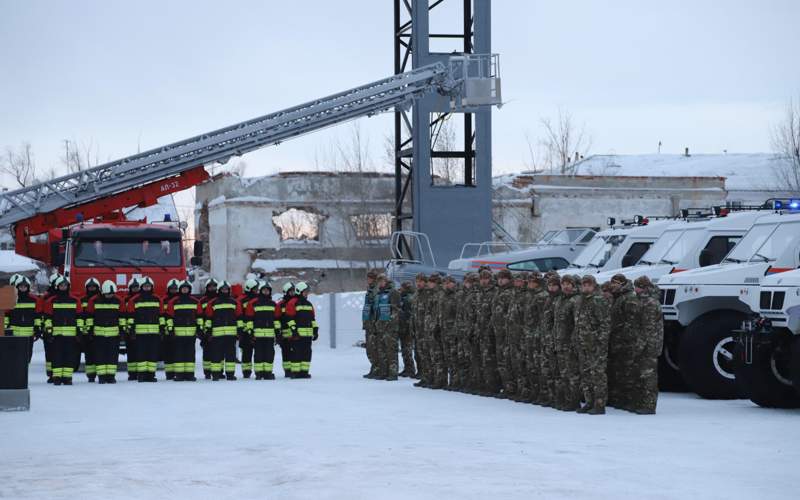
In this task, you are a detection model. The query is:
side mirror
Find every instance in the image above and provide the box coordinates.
[621,254,636,268]
[699,249,713,267]
[190,256,202,267]
[193,241,204,258]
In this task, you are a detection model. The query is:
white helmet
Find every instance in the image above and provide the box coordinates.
[16,276,31,288]
[218,280,231,291]
[49,272,61,286]
[55,276,70,288]
[167,278,181,290]
[101,280,117,294]
[244,278,259,293]
[295,282,309,294]
[282,282,294,293]
[85,277,101,290]
[9,274,21,286]
[140,276,155,288]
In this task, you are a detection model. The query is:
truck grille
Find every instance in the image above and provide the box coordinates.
[760,291,786,310]
[660,288,675,305]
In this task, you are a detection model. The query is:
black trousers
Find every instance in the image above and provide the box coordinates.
[93,336,120,376]
[240,336,254,373]
[173,336,196,374]
[74,336,96,378]
[136,334,160,374]
[162,335,175,374]
[52,336,77,379]
[253,337,275,373]
[293,337,313,374]
[201,337,211,373]
[279,339,293,374]
[210,336,237,375]
[44,335,53,376]
[127,335,138,375]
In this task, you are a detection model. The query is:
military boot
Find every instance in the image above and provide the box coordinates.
[577,401,593,414]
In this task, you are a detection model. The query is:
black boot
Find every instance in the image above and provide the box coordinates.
[87,375,96,383]
[212,373,222,381]
[108,376,117,384]
[265,372,276,380]
[204,370,211,380]
[98,376,107,385]
[63,378,72,385]
[226,373,237,381]
[243,370,252,379]
[166,372,175,381]
[53,377,63,386]
[185,374,197,381]
[254,372,263,380]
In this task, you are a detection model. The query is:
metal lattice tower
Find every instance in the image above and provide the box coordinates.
[394,0,494,264]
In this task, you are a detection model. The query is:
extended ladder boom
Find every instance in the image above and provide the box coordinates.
[0,62,459,228]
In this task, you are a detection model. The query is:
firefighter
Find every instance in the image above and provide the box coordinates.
[286,281,318,378]
[40,272,61,382]
[238,278,260,378]
[78,277,101,382]
[243,280,279,380]
[162,278,181,380]
[165,280,202,381]
[199,278,219,379]
[43,277,81,385]
[205,280,241,381]
[275,282,295,378]
[87,280,125,384]
[128,276,164,382]
[4,276,39,364]
[124,278,141,381]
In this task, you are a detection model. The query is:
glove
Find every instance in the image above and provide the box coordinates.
[312,327,319,341]
[3,328,12,336]
[196,327,204,338]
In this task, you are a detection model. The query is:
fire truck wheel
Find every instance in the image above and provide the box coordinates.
[734,339,800,408]
[679,311,744,399]
[658,338,687,392]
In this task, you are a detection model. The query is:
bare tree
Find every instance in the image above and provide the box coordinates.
[1,142,36,188]
[540,108,592,175]
[61,138,99,173]
[430,115,461,185]
[522,130,551,173]
[771,98,800,193]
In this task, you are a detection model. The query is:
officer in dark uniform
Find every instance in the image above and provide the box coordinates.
[87,280,125,384]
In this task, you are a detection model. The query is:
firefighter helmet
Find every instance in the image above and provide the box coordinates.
[205,278,219,289]
[294,282,309,294]
[128,277,141,290]
[54,276,70,289]
[244,278,259,293]
[179,280,192,293]
[49,272,61,286]
[16,276,31,288]
[9,274,20,286]
[218,280,231,291]
[258,280,272,292]
[167,278,181,290]
[101,280,117,294]
[85,277,101,290]
[140,276,155,288]
[282,281,294,293]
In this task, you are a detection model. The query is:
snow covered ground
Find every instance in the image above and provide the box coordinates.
[3,343,797,500]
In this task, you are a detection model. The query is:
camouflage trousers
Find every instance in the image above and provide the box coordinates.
[399,323,415,375]
[467,334,482,390]
[442,324,458,387]
[479,326,500,393]
[455,330,473,389]
[413,320,425,378]
[524,330,541,401]
[495,330,514,394]
[625,354,659,413]
[507,327,525,396]
[555,336,581,409]
[539,330,558,405]
[576,332,608,409]
[606,341,631,408]
[375,322,399,379]
[364,323,377,374]
[423,328,446,387]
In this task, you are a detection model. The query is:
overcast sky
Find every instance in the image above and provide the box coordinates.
[1,0,799,191]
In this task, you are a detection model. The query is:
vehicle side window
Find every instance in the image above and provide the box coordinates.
[508,260,540,271]
[701,236,741,267]
[622,242,651,266]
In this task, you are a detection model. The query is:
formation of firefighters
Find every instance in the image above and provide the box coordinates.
[362,268,664,415]
[4,273,318,384]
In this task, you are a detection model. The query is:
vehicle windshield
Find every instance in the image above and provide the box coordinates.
[539,231,557,243]
[725,222,800,263]
[638,229,683,264]
[570,234,626,268]
[549,229,592,245]
[659,228,706,264]
[74,238,182,268]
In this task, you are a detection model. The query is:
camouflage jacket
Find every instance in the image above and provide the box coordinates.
[507,287,527,333]
[374,282,401,329]
[423,286,442,333]
[439,287,459,333]
[456,286,478,337]
[610,281,640,347]
[477,284,496,330]
[524,288,548,337]
[541,290,562,337]
[491,283,515,334]
[639,292,664,358]
[399,289,414,332]
[575,290,610,343]
[554,290,579,344]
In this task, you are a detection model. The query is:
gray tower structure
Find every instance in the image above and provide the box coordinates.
[394,0,496,264]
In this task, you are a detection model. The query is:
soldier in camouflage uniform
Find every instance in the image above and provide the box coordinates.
[601,281,614,302]
[575,275,611,414]
[630,276,664,414]
[490,269,515,398]
[459,273,481,393]
[553,275,581,411]
[440,276,459,390]
[539,274,562,407]
[506,273,528,400]
[398,282,416,377]
[422,273,446,389]
[373,274,401,380]
[412,274,427,380]
[607,274,640,409]
[477,269,500,395]
[522,272,547,403]
[362,270,379,378]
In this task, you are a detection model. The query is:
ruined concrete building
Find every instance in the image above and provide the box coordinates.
[196,154,790,291]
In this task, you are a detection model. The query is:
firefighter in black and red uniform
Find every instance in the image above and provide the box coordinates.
[124,278,141,381]
[204,280,241,381]
[199,278,219,379]
[275,282,295,378]
[127,276,164,382]
[285,281,318,378]
[243,280,279,380]
[43,276,82,385]
[238,278,259,379]
[78,277,100,382]
[165,280,202,381]
[39,272,61,382]
[162,278,180,380]
[4,275,39,364]
[87,280,125,384]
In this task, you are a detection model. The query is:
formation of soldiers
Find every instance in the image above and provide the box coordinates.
[362,268,664,415]
[4,273,318,385]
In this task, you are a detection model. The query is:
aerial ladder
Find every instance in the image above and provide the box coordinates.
[0,55,501,290]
